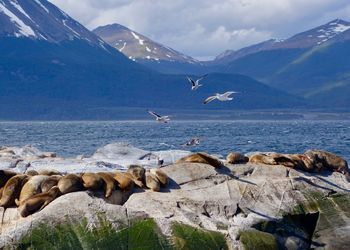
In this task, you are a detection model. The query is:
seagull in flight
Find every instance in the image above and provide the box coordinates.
[187,74,208,90]
[182,137,201,147]
[203,91,238,104]
[148,111,171,123]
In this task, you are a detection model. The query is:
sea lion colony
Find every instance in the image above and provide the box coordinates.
[0,165,168,218]
[0,149,349,218]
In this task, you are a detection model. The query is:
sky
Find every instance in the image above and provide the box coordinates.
[50,0,350,60]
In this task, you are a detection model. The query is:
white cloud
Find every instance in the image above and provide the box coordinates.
[49,0,350,59]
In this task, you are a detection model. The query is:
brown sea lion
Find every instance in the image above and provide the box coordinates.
[15,175,50,206]
[40,175,61,193]
[0,170,17,188]
[150,168,168,187]
[38,169,62,176]
[269,153,301,169]
[57,174,84,194]
[249,153,277,165]
[176,152,223,168]
[0,186,3,200]
[18,186,60,217]
[82,173,104,191]
[226,152,249,164]
[97,172,117,198]
[0,174,29,208]
[124,172,145,188]
[25,170,39,176]
[127,165,146,181]
[305,150,349,172]
[113,172,134,192]
[145,171,160,192]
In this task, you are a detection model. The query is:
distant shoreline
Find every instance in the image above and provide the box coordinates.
[0,109,349,121]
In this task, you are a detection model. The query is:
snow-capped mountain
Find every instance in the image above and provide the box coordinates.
[0,0,111,50]
[213,19,350,65]
[272,18,350,49]
[93,23,198,64]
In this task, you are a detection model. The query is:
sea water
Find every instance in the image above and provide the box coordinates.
[0,120,349,161]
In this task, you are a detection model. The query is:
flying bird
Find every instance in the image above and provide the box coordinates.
[187,74,208,90]
[182,137,201,147]
[203,91,238,104]
[148,110,171,123]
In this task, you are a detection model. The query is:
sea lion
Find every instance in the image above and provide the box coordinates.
[305,150,349,175]
[176,152,223,168]
[145,171,160,192]
[0,186,3,200]
[269,153,301,169]
[127,165,146,181]
[25,170,39,176]
[97,172,117,198]
[40,175,61,193]
[18,186,60,217]
[150,168,168,187]
[124,172,145,188]
[226,152,249,164]
[57,174,84,194]
[82,173,104,191]
[38,169,62,176]
[249,153,277,165]
[113,172,134,191]
[0,170,17,188]
[15,175,50,206]
[0,174,29,208]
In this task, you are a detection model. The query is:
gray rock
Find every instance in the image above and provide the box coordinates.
[0,146,349,249]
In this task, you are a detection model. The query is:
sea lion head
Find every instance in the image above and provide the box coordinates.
[127,165,146,181]
[0,170,17,188]
[150,168,168,187]
[145,171,160,192]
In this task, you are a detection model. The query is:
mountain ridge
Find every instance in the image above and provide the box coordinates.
[211,19,350,65]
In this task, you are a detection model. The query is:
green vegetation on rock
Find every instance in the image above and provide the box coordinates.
[17,218,172,250]
[15,218,229,250]
[239,230,279,250]
[172,222,228,250]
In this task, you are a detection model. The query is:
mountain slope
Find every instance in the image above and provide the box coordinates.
[213,19,350,65]
[93,23,208,74]
[213,19,350,107]
[0,0,112,48]
[93,23,197,64]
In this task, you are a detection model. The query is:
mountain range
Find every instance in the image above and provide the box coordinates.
[217,19,350,107]
[0,0,305,120]
[97,18,350,108]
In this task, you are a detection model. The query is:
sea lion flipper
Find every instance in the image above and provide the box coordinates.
[38,200,50,211]
[15,198,20,207]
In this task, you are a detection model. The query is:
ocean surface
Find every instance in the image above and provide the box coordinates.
[0,120,349,161]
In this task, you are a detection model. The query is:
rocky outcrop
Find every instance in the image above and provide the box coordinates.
[1,146,349,249]
[0,143,191,173]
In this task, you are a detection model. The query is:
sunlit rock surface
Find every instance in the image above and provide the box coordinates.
[0,143,191,173]
[0,145,349,249]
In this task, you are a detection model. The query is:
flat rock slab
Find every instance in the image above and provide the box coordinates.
[1,150,350,250]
